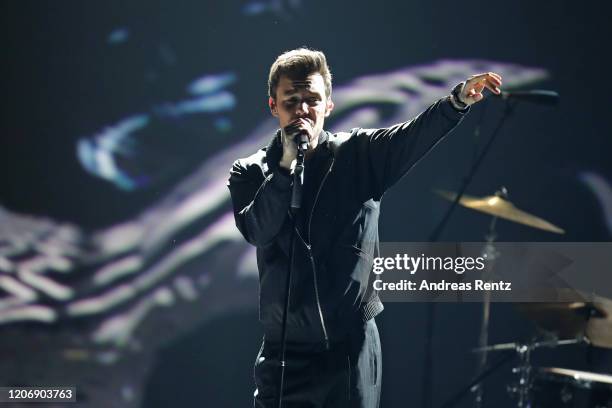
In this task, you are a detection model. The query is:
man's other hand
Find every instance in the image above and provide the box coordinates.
[279,118,315,170]
[460,72,502,106]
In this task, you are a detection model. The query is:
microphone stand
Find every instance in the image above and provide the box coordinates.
[277,143,306,408]
[429,100,517,241]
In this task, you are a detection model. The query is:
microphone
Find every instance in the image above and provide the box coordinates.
[294,132,309,151]
[284,122,309,151]
[290,132,308,211]
[495,90,560,106]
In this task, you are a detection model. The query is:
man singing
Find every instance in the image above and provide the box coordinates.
[227,48,502,408]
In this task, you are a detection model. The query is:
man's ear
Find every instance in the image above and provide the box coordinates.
[269,97,278,117]
[324,98,335,117]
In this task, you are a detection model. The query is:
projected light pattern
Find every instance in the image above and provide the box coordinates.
[77,115,150,190]
[187,72,237,95]
[2,59,546,328]
[327,60,547,131]
[242,0,302,17]
[580,171,612,236]
[107,28,130,45]
[76,72,237,191]
[154,92,236,116]
[0,61,546,407]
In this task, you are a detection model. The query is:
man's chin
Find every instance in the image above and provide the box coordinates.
[308,131,322,150]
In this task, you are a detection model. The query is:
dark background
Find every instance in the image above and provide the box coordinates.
[1,0,611,407]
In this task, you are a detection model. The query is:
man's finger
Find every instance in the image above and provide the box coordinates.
[489,72,502,81]
[471,93,484,102]
[483,79,501,94]
[468,72,502,87]
[482,72,502,82]
[487,77,502,88]
[467,78,501,95]
[467,83,485,95]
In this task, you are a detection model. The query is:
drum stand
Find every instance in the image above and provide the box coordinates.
[471,186,579,407]
[441,336,586,408]
[475,337,587,407]
[473,188,505,408]
[512,342,532,407]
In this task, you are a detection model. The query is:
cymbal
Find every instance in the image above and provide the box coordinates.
[435,190,565,234]
[472,337,584,353]
[516,290,612,348]
[539,367,612,385]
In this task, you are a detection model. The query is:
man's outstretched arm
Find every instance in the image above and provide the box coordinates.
[363,72,502,196]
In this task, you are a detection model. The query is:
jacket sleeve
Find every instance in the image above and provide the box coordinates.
[362,96,468,197]
[227,159,292,247]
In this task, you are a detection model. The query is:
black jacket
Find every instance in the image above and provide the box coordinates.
[228,97,467,347]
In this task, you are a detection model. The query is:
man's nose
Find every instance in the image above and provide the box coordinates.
[296,101,309,116]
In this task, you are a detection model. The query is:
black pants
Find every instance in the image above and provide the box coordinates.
[253,319,381,408]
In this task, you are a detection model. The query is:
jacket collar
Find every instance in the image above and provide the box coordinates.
[264,129,332,173]
[264,130,283,174]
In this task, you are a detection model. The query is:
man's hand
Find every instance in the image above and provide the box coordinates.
[279,118,315,170]
[460,72,502,106]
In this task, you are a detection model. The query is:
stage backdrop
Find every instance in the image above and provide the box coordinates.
[1,1,610,407]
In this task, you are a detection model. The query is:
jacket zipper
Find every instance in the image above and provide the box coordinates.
[307,157,335,350]
[288,219,330,350]
[347,355,352,400]
[308,158,335,243]
[308,244,329,350]
[288,157,335,350]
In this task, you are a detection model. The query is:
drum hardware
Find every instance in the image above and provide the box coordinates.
[517,294,612,349]
[434,186,576,407]
[423,94,535,408]
[539,367,612,388]
[477,337,588,407]
[440,336,586,408]
[473,197,502,408]
[424,93,563,408]
[434,188,565,234]
[513,296,612,407]
[467,309,612,408]
[532,367,612,407]
[439,352,515,408]
[435,186,567,408]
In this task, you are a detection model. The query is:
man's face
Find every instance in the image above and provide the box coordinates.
[269,73,334,150]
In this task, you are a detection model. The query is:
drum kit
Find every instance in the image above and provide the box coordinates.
[436,188,612,408]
